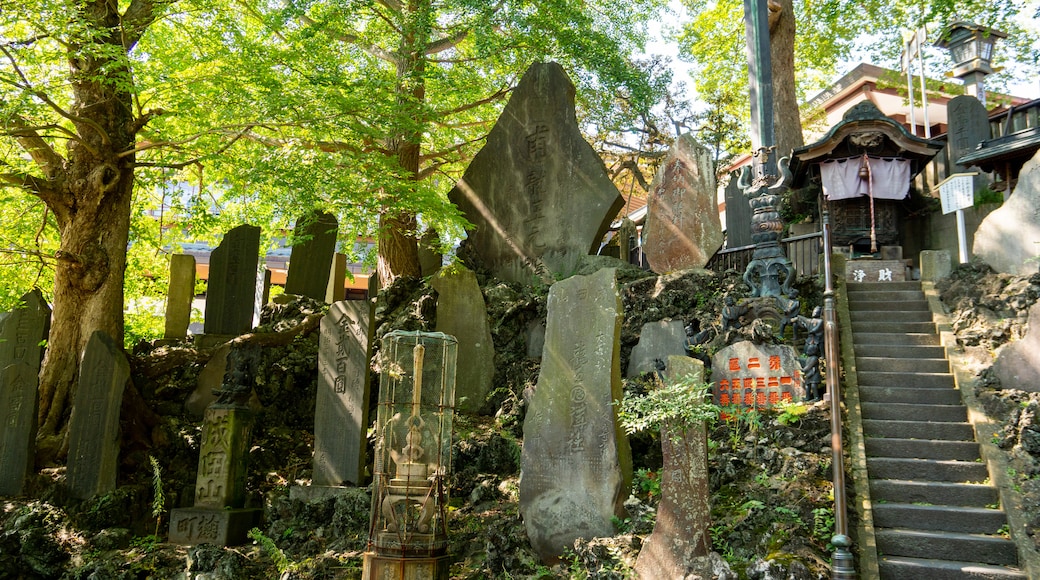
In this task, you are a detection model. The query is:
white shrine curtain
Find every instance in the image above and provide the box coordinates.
[820,156,912,201]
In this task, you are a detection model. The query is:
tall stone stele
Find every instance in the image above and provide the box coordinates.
[0,289,51,496]
[291,299,375,502]
[448,62,625,284]
[202,224,261,339]
[634,355,712,579]
[284,210,339,300]
[520,268,632,563]
[643,133,724,273]
[169,347,262,545]
[164,254,196,340]
[65,331,130,500]
[431,265,495,413]
[974,149,1040,275]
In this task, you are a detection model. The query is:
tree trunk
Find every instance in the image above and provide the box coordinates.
[770,0,803,160]
[35,3,136,463]
[376,0,430,287]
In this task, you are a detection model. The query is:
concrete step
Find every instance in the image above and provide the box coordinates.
[876,528,1019,567]
[861,402,967,422]
[867,457,990,482]
[870,479,998,507]
[846,289,927,302]
[850,309,934,323]
[857,371,955,389]
[873,503,1008,535]
[865,438,981,462]
[851,320,938,334]
[854,344,947,359]
[857,356,950,373]
[859,385,963,405]
[848,281,923,292]
[879,556,1026,580]
[853,332,940,346]
[863,419,975,441]
[848,299,930,312]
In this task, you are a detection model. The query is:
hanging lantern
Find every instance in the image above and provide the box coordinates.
[363,331,457,580]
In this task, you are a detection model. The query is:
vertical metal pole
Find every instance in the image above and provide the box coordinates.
[917,26,931,139]
[743,0,776,180]
[956,208,969,264]
[823,210,855,579]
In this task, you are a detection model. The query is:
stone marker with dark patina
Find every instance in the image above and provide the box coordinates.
[66,331,130,500]
[520,268,631,562]
[170,346,262,545]
[285,211,338,300]
[204,224,261,336]
[431,265,495,413]
[626,319,689,378]
[448,62,624,284]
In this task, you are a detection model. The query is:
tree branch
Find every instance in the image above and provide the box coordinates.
[433,85,511,118]
[0,46,108,151]
[425,28,469,55]
[121,0,167,49]
[299,14,400,66]
[0,110,67,182]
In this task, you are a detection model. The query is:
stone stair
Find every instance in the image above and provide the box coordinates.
[848,280,1026,580]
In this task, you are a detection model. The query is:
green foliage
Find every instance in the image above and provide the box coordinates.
[617,374,718,435]
[632,467,662,501]
[248,527,295,575]
[776,401,809,426]
[812,507,835,545]
[148,456,166,537]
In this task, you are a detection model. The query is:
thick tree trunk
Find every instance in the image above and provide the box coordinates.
[376,0,429,287]
[769,0,804,160]
[35,3,136,464]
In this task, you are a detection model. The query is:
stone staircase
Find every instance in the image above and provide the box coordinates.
[848,280,1026,579]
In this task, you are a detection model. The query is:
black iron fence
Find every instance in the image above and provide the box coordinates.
[706,231,823,278]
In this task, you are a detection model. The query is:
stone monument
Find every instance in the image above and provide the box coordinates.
[66,331,130,500]
[520,268,631,562]
[448,62,625,284]
[724,170,753,248]
[634,355,712,579]
[292,299,375,501]
[203,224,261,338]
[626,320,689,378]
[169,346,263,545]
[164,254,196,340]
[712,341,802,408]
[284,211,338,300]
[325,253,347,303]
[643,133,723,272]
[974,150,1040,275]
[0,289,51,496]
[431,265,495,413]
[946,95,991,183]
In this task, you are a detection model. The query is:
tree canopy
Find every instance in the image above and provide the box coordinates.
[0,0,670,452]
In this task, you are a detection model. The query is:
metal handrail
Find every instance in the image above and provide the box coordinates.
[824,210,855,578]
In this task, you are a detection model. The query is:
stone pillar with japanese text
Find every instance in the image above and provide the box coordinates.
[519,268,631,562]
[169,348,262,545]
[0,289,51,496]
[291,299,375,501]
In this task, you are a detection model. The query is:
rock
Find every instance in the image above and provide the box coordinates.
[974,149,1040,275]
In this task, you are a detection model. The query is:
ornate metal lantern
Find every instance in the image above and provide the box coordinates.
[363,331,457,580]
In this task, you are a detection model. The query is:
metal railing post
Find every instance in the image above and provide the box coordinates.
[823,209,855,579]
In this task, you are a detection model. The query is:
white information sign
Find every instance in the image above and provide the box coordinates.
[939,174,976,215]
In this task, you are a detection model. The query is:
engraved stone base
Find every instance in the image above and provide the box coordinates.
[362,553,449,580]
[168,507,262,546]
[289,485,354,502]
[845,259,906,283]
